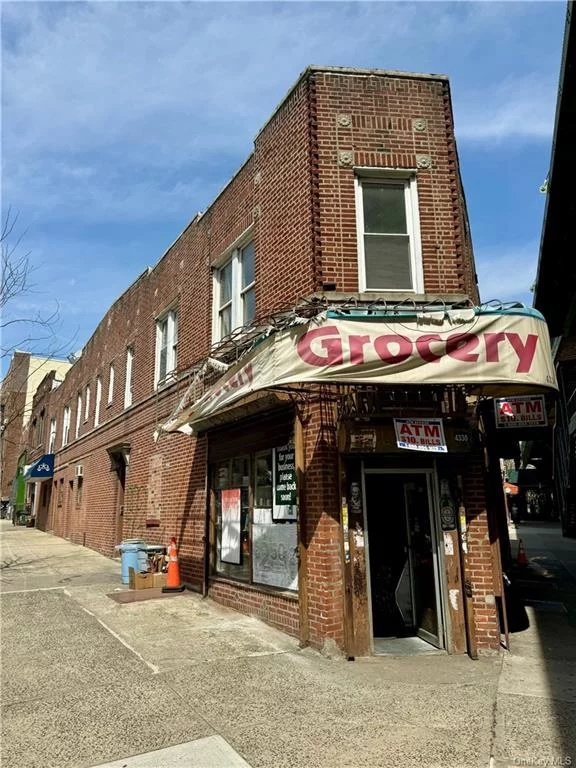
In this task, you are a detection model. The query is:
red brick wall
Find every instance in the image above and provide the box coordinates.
[462,452,501,651]
[311,71,478,300]
[24,67,485,646]
[208,580,300,639]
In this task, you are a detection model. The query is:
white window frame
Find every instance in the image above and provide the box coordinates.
[212,230,255,344]
[62,406,70,447]
[107,363,115,405]
[94,376,102,428]
[124,346,134,407]
[155,309,178,388]
[84,384,90,422]
[355,171,423,294]
[49,417,57,453]
[75,393,82,439]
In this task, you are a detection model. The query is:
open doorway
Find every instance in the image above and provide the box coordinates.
[363,469,445,652]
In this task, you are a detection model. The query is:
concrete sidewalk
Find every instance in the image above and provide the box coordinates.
[0,521,572,767]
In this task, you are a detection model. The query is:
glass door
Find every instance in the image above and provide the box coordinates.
[404,476,444,648]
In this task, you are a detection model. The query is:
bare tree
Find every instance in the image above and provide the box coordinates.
[1,207,67,362]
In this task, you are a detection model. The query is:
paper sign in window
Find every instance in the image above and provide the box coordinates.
[221,488,242,564]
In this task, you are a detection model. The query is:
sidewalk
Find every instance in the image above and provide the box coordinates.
[491,523,576,767]
[1,521,573,767]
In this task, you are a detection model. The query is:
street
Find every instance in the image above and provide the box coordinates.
[1,520,575,768]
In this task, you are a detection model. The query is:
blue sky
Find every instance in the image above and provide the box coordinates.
[1,1,566,372]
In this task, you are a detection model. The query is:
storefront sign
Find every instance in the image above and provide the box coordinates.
[393,418,447,453]
[221,488,242,564]
[162,309,557,434]
[273,445,297,521]
[494,395,547,428]
[350,429,377,452]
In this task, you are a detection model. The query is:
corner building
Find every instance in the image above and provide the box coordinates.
[28,67,556,658]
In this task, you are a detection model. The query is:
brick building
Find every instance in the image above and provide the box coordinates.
[23,66,556,657]
[0,351,71,516]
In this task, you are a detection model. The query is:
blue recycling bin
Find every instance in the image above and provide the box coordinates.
[117,539,148,585]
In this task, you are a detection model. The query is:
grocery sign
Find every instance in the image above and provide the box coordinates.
[494,395,547,429]
[161,309,557,435]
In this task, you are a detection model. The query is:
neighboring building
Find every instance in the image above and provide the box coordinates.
[0,351,71,515]
[23,66,556,657]
[532,3,576,536]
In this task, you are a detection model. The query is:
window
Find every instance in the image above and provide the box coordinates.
[35,410,45,447]
[155,310,178,386]
[355,175,423,293]
[94,376,102,427]
[48,418,57,453]
[108,363,115,404]
[84,385,90,422]
[213,239,256,342]
[211,446,298,591]
[124,346,134,407]
[75,393,82,439]
[62,406,70,447]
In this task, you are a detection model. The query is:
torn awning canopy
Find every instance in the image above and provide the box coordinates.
[161,306,558,436]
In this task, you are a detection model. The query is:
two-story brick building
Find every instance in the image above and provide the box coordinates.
[24,66,556,658]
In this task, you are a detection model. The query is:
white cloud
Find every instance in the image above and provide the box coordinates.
[2,2,559,222]
[475,241,539,304]
[454,75,557,143]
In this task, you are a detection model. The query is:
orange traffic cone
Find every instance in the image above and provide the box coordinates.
[517,538,529,567]
[162,537,185,593]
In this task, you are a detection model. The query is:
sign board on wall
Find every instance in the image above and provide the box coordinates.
[494,395,547,428]
[221,488,242,564]
[252,507,298,590]
[273,445,297,521]
[393,418,447,453]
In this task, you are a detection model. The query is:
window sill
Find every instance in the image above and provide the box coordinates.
[210,575,298,601]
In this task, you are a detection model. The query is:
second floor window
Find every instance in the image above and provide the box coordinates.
[155,310,178,386]
[49,417,57,453]
[84,385,90,422]
[213,240,255,343]
[94,376,102,427]
[35,410,45,447]
[124,347,134,407]
[355,175,423,294]
[75,393,82,439]
[108,363,115,404]
[62,406,70,447]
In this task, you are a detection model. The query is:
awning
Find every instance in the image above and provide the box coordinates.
[24,454,55,480]
[161,307,558,435]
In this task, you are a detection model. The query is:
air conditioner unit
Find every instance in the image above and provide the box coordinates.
[75,465,84,478]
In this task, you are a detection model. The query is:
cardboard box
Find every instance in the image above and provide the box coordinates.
[152,572,166,588]
[128,567,154,590]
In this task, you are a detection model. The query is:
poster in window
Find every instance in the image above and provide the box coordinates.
[221,488,242,564]
[273,445,298,521]
[252,516,298,590]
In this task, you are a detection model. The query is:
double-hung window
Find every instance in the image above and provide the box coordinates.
[108,363,115,404]
[356,175,423,293]
[84,385,90,422]
[124,347,134,407]
[62,406,70,447]
[214,239,255,343]
[75,393,82,439]
[94,376,102,427]
[48,417,57,453]
[155,309,178,387]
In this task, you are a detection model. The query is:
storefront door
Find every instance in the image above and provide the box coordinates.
[362,468,445,649]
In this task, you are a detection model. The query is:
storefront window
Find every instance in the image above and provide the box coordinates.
[212,446,298,591]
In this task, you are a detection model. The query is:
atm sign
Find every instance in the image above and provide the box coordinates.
[393,418,448,453]
[494,395,547,429]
